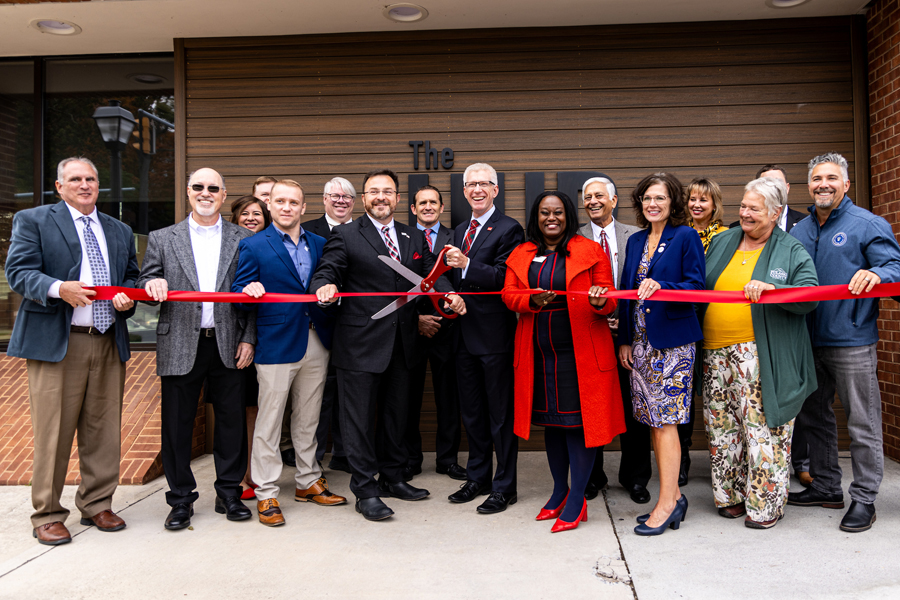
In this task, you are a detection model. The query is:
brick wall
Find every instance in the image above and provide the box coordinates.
[868,0,900,463]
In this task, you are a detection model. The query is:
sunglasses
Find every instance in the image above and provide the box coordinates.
[191,184,221,193]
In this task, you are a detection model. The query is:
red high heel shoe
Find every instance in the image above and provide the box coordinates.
[551,499,588,533]
[536,491,569,521]
[240,483,258,500]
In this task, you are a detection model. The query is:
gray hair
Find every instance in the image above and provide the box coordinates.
[463,163,497,184]
[324,176,357,198]
[744,176,786,217]
[807,152,849,183]
[57,157,98,183]
[187,168,226,189]
[581,176,616,200]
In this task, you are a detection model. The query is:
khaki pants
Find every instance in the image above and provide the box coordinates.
[252,330,329,499]
[26,331,124,527]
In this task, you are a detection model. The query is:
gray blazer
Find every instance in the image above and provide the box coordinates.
[137,217,256,377]
[578,218,641,318]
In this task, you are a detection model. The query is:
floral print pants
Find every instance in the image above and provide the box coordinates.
[702,342,794,523]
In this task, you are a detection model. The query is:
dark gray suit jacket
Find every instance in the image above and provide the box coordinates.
[136,217,256,377]
[578,218,641,319]
[5,202,139,363]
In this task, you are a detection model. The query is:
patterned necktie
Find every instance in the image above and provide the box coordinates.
[424,228,434,252]
[600,230,613,265]
[381,225,400,261]
[461,219,479,256]
[80,216,114,333]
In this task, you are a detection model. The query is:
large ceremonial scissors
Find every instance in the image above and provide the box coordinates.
[371,246,459,320]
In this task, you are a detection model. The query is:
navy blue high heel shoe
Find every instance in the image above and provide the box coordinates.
[637,494,688,524]
[634,495,688,534]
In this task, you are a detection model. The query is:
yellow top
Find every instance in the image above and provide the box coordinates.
[702,248,762,350]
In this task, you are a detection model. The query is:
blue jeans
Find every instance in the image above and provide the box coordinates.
[796,344,884,504]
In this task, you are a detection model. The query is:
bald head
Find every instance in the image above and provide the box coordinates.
[187,167,227,226]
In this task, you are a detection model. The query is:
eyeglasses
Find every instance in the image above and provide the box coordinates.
[364,189,396,198]
[191,184,221,193]
[641,195,669,205]
[326,193,354,202]
[464,181,496,190]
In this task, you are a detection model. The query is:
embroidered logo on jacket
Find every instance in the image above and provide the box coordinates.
[832,232,847,247]
[769,268,787,281]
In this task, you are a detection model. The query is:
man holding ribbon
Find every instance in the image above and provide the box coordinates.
[6,157,139,545]
[788,152,900,532]
[311,169,466,521]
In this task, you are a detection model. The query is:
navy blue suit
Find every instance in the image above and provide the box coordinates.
[450,208,524,494]
[232,223,333,363]
[618,223,706,350]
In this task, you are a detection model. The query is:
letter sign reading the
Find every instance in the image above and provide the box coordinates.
[409,140,453,170]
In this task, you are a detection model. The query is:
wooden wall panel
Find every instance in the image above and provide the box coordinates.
[184,17,860,452]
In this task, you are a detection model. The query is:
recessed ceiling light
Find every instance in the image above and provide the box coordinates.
[383,3,429,23]
[29,19,82,36]
[128,73,167,85]
[765,0,812,8]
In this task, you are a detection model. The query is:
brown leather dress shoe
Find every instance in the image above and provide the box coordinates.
[295,478,347,506]
[717,503,747,519]
[33,521,72,546]
[257,498,285,526]
[80,509,126,532]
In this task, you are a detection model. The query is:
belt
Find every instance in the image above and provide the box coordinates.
[200,328,216,337]
[70,325,110,336]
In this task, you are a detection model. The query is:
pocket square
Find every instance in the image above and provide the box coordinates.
[413,252,422,260]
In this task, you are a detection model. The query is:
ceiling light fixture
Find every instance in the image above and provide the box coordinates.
[29,19,82,36]
[383,3,429,23]
[765,0,812,8]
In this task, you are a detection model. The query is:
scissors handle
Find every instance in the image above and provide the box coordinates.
[422,247,458,319]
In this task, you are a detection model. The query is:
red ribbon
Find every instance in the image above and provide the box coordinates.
[89,283,900,305]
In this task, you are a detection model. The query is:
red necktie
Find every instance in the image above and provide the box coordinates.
[461,220,479,256]
[600,230,613,265]
[381,226,400,262]
[424,228,434,252]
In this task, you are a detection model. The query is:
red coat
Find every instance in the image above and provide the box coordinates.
[501,236,626,448]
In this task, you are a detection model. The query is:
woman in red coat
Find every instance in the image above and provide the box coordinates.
[502,191,626,532]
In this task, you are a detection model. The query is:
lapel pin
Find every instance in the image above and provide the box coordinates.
[487,227,493,231]
[401,232,410,238]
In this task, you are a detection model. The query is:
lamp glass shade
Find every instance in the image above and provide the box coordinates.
[91,102,137,147]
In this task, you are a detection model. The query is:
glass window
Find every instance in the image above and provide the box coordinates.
[0,61,34,348]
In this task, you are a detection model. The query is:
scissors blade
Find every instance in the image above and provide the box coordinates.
[377,255,424,287]
[371,284,419,320]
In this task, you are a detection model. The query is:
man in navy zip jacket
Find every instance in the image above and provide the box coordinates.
[788,152,900,533]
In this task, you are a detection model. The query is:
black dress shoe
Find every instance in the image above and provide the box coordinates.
[787,487,845,508]
[164,503,194,531]
[477,491,518,514]
[585,477,608,501]
[281,448,296,468]
[448,480,491,503]
[436,463,468,481]
[214,496,252,521]
[355,497,394,521]
[328,455,351,473]
[839,501,876,532]
[378,478,429,501]
[402,464,422,482]
[678,451,691,486]
[627,484,651,504]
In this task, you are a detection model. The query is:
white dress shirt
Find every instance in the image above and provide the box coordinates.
[368,213,400,260]
[778,204,789,231]
[461,204,496,278]
[188,213,222,328]
[590,219,619,288]
[47,203,111,327]
[325,214,351,231]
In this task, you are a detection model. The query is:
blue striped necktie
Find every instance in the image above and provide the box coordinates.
[80,216,114,333]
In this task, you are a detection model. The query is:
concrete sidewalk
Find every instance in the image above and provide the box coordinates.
[1,451,898,599]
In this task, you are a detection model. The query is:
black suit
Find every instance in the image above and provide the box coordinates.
[301,215,346,462]
[450,208,524,494]
[405,223,461,471]
[310,215,451,498]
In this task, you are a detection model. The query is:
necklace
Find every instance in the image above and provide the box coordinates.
[740,247,762,265]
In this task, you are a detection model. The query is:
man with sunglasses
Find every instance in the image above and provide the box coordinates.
[138,167,257,531]
[443,162,525,514]
[302,176,357,474]
[311,168,466,521]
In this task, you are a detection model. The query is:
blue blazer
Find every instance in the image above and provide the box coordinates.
[6,202,139,363]
[618,223,705,350]
[232,223,333,364]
